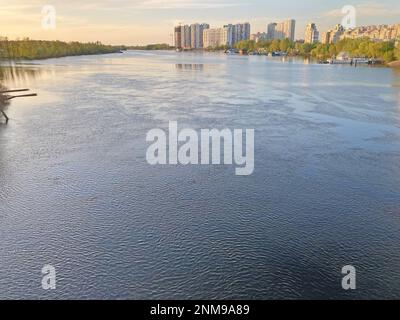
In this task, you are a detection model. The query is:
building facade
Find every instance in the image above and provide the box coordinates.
[341,24,400,42]
[321,24,400,45]
[174,26,182,49]
[203,23,250,48]
[251,32,268,43]
[267,19,296,41]
[181,25,191,49]
[203,27,230,48]
[321,31,331,44]
[305,23,319,44]
[175,22,250,49]
[224,23,251,46]
[267,23,277,40]
[330,24,345,44]
[190,23,210,49]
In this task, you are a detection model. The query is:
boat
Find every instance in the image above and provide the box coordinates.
[269,51,288,57]
[225,49,239,55]
[328,59,352,65]
[328,57,378,65]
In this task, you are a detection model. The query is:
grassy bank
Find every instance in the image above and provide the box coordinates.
[0,40,122,60]
[388,60,400,68]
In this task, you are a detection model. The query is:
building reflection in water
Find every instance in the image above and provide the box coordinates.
[394,68,400,111]
[175,63,204,71]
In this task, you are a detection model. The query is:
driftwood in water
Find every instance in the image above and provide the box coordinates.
[6,93,38,100]
[0,89,30,94]
[0,88,37,123]
[0,110,9,123]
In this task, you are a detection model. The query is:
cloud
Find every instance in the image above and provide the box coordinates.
[325,2,400,18]
[134,0,245,9]
[0,0,246,11]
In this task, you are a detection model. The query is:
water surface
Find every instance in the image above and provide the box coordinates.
[1,51,400,299]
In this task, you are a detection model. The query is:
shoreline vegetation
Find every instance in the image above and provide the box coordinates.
[236,38,399,61]
[128,39,400,67]
[0,39,123,60]
[228,38,400,66]
[0,38,399,68]
[125,43,173,50]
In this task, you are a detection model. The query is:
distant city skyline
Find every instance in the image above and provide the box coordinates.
[1,0,400,45]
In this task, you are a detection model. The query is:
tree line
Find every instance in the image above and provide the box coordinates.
[0,39,121,60]
[126,43,172,50]
[235,38,400,63]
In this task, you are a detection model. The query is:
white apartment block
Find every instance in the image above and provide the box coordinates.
[203,27,230,48]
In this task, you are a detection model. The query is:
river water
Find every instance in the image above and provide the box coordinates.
[1,51,400,299]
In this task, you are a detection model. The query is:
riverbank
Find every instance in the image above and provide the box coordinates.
[0,40,122,60]
[233,38,399,66]
[388,60,400,68]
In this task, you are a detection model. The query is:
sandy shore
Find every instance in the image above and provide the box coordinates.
[388,60,400,68]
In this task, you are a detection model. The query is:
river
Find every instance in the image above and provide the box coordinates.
[1,51,400,299]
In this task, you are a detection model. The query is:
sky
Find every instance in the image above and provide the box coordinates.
[0,0,399,45]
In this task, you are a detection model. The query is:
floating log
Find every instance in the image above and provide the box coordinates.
[6,93,38,100]
[0,110,9,123]
[0,89,30,94]
[0,88,37,123]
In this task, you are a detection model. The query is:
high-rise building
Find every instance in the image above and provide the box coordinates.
[175,23,210,49]
[200,24,210,48]
[321,31,331,44]
[203,27,230,48]
[267,23,277,40]
[190,24,200,49]
[329,24,345,44]
[190,23,210,49]
[251,32,267,43]
[181,25,191,49]
[174,22,250,49]
[223,23,251,46]
[174,26,182,49]
[305,23,319,44]
[321,25,344,44]
[241,23,251,42]
[268,19,296,41]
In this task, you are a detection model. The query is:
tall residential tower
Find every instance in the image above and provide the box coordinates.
[267,19,296,41]
[305,23,320,44]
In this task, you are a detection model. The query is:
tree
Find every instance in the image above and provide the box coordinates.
[0,39,120,60]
